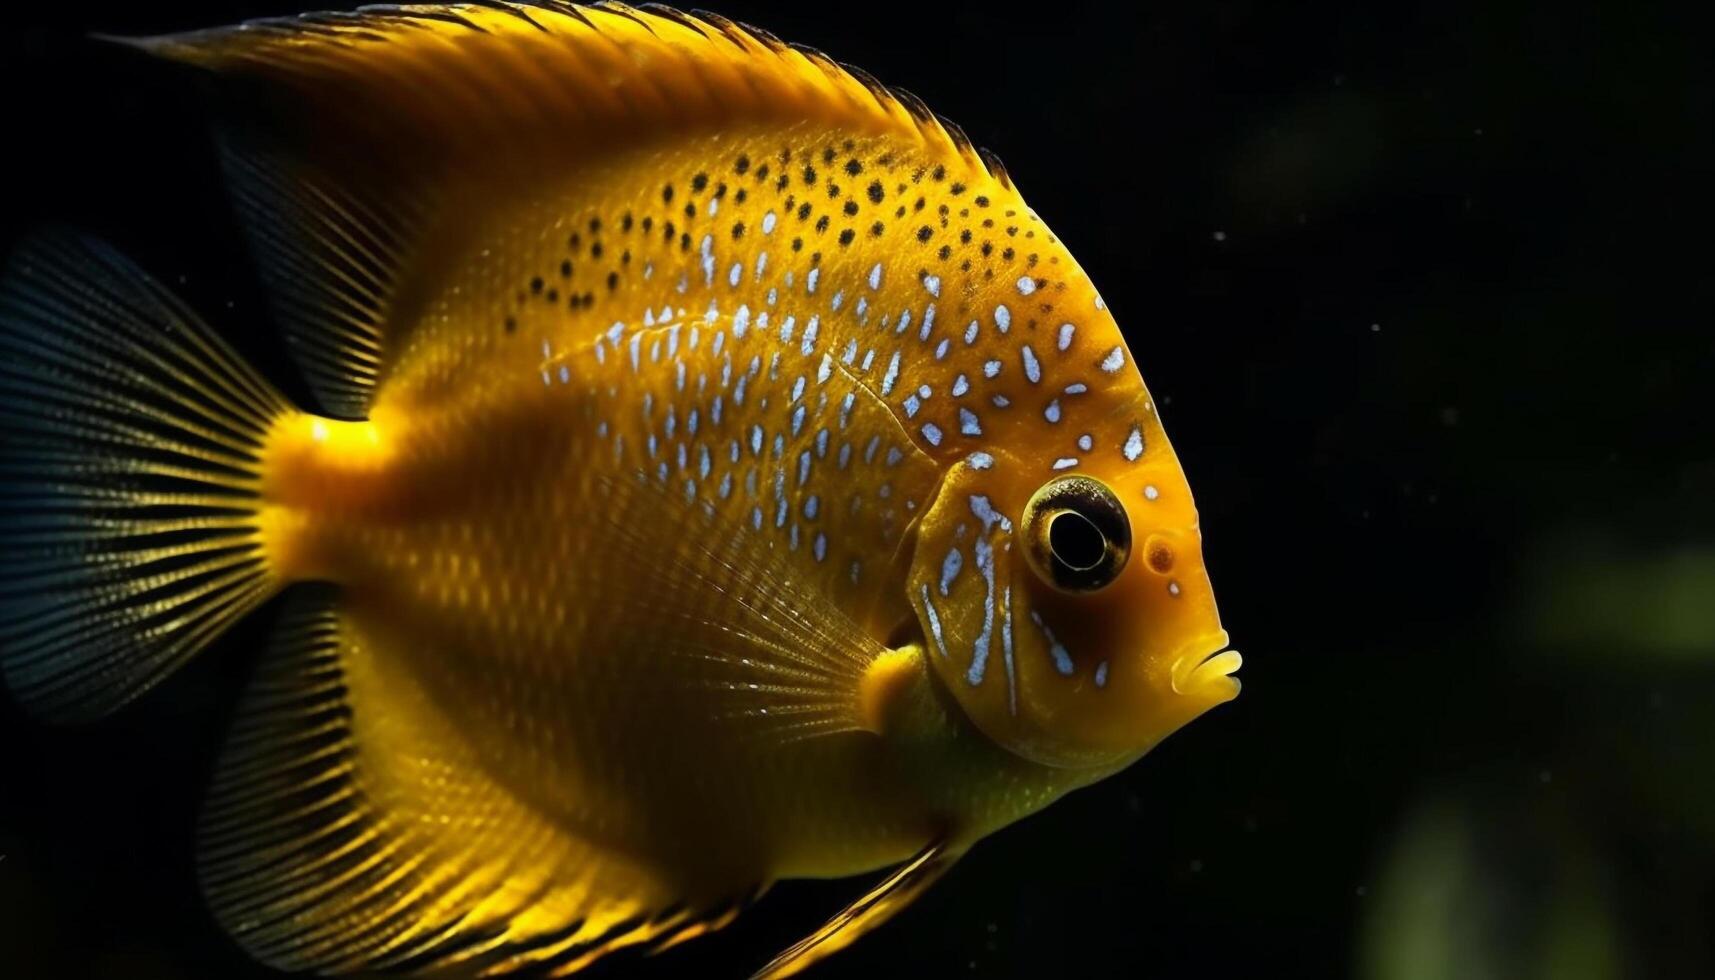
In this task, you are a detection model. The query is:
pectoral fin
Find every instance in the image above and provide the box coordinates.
[752,840,959,980]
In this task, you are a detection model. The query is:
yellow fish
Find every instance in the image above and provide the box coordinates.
[0,3,1241,976]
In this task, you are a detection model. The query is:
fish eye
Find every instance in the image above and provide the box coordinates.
[1022,476,1131,592]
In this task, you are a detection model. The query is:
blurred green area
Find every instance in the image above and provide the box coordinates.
[1359,537,1715,980]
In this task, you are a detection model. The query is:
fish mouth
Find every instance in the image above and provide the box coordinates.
[1169,633,1243,699]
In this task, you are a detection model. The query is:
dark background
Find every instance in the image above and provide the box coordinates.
[3,1,1711,977]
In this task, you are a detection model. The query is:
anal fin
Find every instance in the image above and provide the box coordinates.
[198,586,753,976]
[752,840,960,980]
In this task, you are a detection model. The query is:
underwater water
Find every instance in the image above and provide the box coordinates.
[1,1,1708,978]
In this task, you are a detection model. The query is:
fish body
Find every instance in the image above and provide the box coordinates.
[0,4,1240,976]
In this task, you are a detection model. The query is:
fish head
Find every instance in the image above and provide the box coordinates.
[905,294,1237,772]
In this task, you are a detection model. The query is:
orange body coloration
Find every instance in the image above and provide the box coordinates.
[0,4,1238,977]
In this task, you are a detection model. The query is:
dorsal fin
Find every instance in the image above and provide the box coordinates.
[132,2,991,173]
[127,3,1004,416]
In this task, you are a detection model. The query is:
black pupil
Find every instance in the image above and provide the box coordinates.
[1048,510,1107,571]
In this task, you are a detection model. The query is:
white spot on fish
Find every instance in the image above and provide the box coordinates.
[1123,426,1144,461]
[1101,346,1126,373]
[868,262,883,290]
[1144,484,1160,501]
[1030,610,1075,676]
[952,374,970,396]
[969,494,1013,533]
[802,316,820,356]
[983,359,1002,379]
[969,537,996,685]
[1016,276,1037,296]
[940,547,963,596]
[881,350,902,395]
[921,422,943,446]
[1057,323,1075,350]
[995,304,1011,333]
[1022,345,1041,383]
[921,584,950,658]
[964,320,980,345]
[1052,457,1079,470]
[1043,399,1061,423]
[923,274,941,297]
[762,210,778,234]
[959,407,982,436]
[968,451,994,470]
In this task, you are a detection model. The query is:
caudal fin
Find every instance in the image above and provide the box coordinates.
[0,232,293,722]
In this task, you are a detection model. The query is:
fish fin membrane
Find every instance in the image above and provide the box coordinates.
[214,141,425,420]
[752,838,959,979]
[125,2,999,186]
[589,471,886,742]
[0,231,291,722]
[199,585,759,976]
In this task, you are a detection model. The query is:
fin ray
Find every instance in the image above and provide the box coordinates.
[0,232,292,721]
[753,839,959,979]
[199,585,756,975]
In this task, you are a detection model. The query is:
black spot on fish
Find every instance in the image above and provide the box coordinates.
[844,158,862,176]
[870,221,885,237]
[735,154,751,175]
[838,228,855,246]
[691,172,709,193]
[663,184,674,203]
[867,180,884,204]
[916,226,933,242]
[843,200,859,216]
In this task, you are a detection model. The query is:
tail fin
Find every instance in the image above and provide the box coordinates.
[0,232,293,722]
